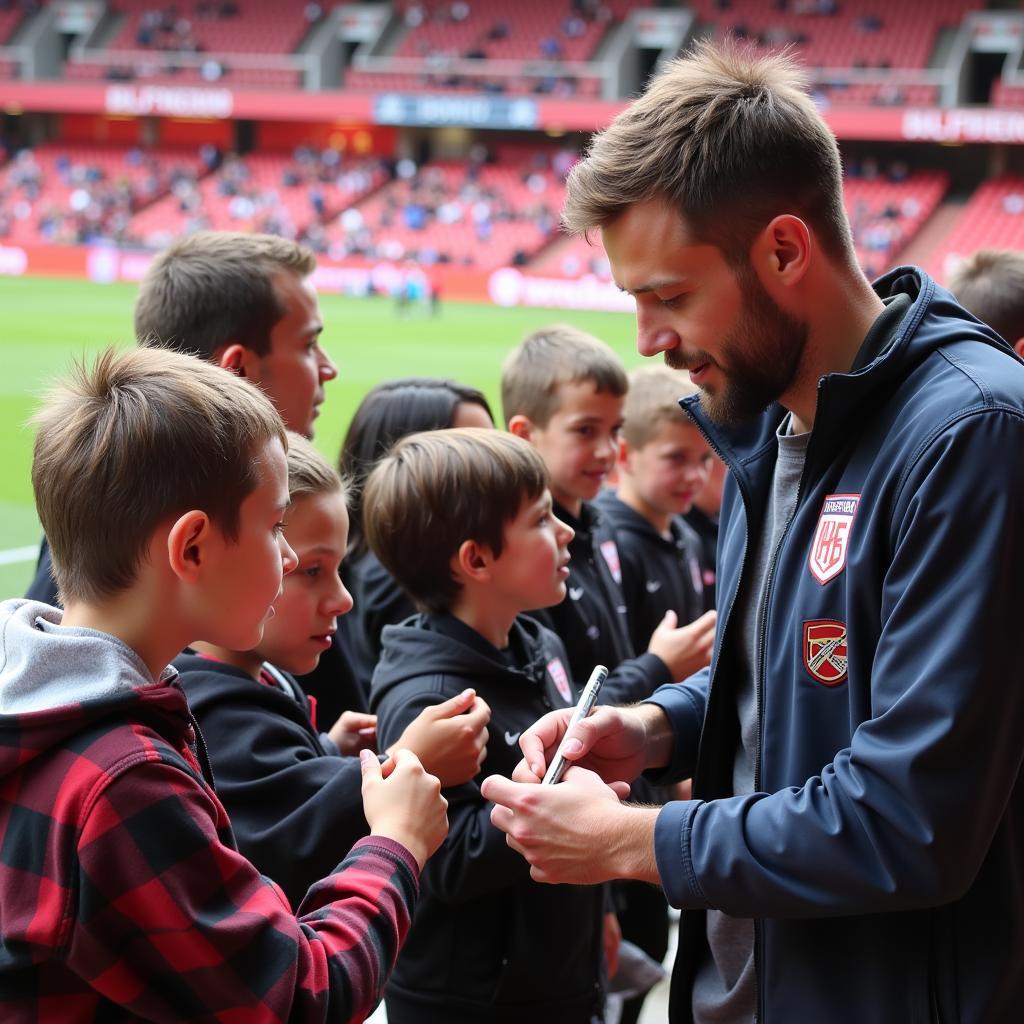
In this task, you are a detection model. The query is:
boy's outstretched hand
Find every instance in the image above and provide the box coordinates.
[327,710,378,756]
[647,608,717,683]
[361,748,448,870]
[390,689,490,787]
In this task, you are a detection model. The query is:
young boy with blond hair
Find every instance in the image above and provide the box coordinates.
[0,347,447,1021]
[174,433,488,907]
[597,365,716,657]
[363,428,611,1024]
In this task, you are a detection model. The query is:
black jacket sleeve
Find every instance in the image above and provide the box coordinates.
[187,672,368,908]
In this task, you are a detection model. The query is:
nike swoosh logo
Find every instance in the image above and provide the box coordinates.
[569,587,584,601]
[504,730,520,746]
[645,580,662,593]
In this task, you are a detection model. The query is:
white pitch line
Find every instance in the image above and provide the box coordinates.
[0,546,40,567]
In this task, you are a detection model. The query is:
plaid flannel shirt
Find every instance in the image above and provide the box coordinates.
[0,678,418,1022]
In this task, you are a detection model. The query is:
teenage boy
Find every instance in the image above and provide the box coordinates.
[175,433,489,908]
[502,325,716,705]
[484,42,1024,1024]
[364,428,612,1024]
[0,347,448,1021]
[27,232,354,726]
[597,365,714,658]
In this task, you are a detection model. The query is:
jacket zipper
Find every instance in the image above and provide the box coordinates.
[684,424,752,790]
[751,388,823,1024]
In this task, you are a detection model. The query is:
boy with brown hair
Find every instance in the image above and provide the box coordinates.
[0,346,448,1021]
[363,428,612,1024]
[597,365,716,657]
[502,325,716,705]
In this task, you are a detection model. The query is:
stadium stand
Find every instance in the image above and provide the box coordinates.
[323,155,563,269]
[990,80,1024,109]
[0,143,204,246]
[688,0,970,71]
[1,0,988,106]
[344,0,626,97]
[0,3,26,78]
[64,0,309,88]
[925,176,1024,283]
[344,0,973,104]
[128,149,389,249]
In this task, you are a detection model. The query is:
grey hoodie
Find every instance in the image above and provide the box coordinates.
[0,599,171,714]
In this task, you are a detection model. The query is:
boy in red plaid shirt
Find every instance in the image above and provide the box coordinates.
[0,346,448,1022]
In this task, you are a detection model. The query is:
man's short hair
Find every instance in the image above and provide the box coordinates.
[622,366,700,449]
[501,324,628,428]
[363,428,548,614]
[134,231,317,360]
[32,346,286,604]
[563,40,854,268]
[948,249,1024,345]
[285,431,345,504]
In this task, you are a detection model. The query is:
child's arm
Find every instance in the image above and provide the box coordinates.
[376,684,531,904]
[69,753,442,1023]
[186,683,371,907]
[384,688,489,786]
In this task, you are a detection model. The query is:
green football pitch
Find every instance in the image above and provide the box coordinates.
[0,274,642,599]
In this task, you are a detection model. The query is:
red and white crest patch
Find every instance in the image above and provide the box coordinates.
[803,619,848,686]
[546,657,573,704]
[599,539,622,585]
[809,493,859,585]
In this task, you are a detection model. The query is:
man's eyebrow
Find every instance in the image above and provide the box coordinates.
[615,280,687,296]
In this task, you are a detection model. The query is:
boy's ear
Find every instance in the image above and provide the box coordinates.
[452,538,492,585]
[167,510,214,583]
[507,414,534,441]
[1014,337,1024,359]
[217,343,259,380]
[616,436,631,469]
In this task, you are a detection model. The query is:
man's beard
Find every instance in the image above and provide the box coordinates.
[665,267,808,427]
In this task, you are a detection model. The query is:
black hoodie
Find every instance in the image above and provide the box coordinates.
[595,490,707,655]
[174,651,368,908]
[371,613,605,1024]
[528,500,672,703]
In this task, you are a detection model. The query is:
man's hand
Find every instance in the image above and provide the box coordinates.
[361,748,448,871]
[647,608,717,682]
[515,702,673,785]
[481,767,659,885]
[389,689,490,788]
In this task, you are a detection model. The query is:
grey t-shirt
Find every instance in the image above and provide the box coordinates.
[692,417,810,1024]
